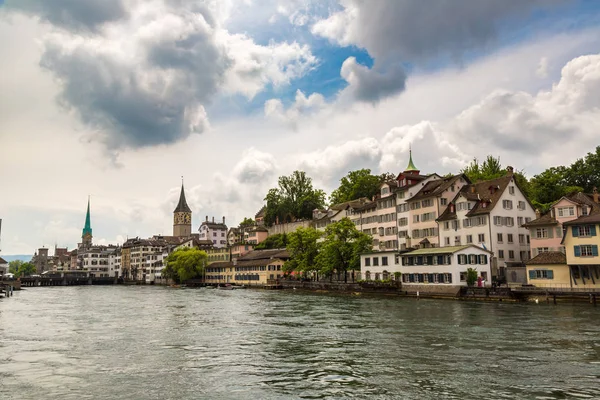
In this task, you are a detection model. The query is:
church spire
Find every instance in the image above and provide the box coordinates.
[405,145,419,172]
[82,196,92,238]
[174,180,192,213]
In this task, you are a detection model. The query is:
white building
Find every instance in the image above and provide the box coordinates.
[144,248,168,284]
[79,245,120,278]
[0,257,8,275]
[399,245,493,288]
[360,250,401,281]
[437,168,536,278]
[199,216,228,248]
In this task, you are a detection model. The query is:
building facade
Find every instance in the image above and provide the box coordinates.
[199,217,228,248]
[438,170,536,278]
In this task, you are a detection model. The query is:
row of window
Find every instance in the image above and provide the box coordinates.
[234,265,282,272]
[364,256,389,267]
[403,273,453,284]
[403,255,452,266]
[501,200,527,210]
[412,227,438,238]
[414,212,436,223]
[572,225,597,237]
[529,269,554,280]
[457,254,489,265]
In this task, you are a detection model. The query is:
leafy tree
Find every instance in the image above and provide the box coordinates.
[329,168,387,205]
[461,156,504,182]
[9,260,23,275]
[239,217,255,227]
[255,233,287,250]
[315,218,372,282]
[163,247,207,284]
[466,268,478,287]
[564,146,600,192]
[284,227,322,276]
[9,261,36,277]
[263,171,326,226]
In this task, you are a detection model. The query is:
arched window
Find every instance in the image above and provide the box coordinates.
[365,271,371,281]
[382,270,389,280]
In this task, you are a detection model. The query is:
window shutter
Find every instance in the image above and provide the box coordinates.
[548,228,554,239]
[593,245,599,257]
[572,226,579,237]
[574,246,581,257]
[528,270,536,280]
[546,270,554,279]
[591,225,597,236]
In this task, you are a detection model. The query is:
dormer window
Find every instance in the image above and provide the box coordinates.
[582,206,589,216]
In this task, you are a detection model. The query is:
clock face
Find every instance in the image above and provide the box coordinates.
[184,214,191,223]
[174,213,191,224]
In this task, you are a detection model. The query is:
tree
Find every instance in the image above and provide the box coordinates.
[284,227,322,277]
[466,268,478,287]
[163,247,207,284]
[461,156,504,182]
[315,218,373,282]
[329,169,388,205]
[263,171,326,226]
[9,260,23,275]
[255,233,287,250]
[239,217,255,227]
[9,261,36,277]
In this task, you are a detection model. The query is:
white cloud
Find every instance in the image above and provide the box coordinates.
[264,90,326,126]
[536,57,549,78]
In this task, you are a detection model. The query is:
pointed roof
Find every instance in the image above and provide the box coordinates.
[82,197,92,237]
[174,183,192,213]
[405,147,418,172]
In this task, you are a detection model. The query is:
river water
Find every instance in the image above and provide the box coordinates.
[1,287,599,399]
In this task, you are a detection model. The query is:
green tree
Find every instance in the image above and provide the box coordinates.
[329,169,390,205]
[461,155,504,182]
[239,217,255,227]
[163,247,207,284]
[315,218,372,282]
[9,261,36,277]
[263,171,326,226]
[284,227,322,277]
[466,268,478,287]
[564,146,600,192]
[9,260,23,275]
[255,233,288,250]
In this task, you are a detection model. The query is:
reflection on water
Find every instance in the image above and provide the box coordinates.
[1,286,599,399]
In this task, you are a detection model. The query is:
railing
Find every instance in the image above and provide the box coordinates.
[513,285,600,293]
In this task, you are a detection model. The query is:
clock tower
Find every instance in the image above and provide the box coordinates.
[173,181,192,237]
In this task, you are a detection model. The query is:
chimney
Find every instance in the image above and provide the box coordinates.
[223,216,225,224]
[212,216,215,223]
[594,187,599,203]
[506,166,514,175]
[470,185,475,194]
[535,209,541,219]
[206,216,208,222]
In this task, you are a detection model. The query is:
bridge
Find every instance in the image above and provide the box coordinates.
[19,271,119,287]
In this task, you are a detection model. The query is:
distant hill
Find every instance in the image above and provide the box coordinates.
[0,255,33,262]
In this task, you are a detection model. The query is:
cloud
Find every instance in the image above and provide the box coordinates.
[313,0,565,101]
[264,89,326,126]
[5,0,128,31]
[340,57,406,103]
[233,147,278,184]
[296,138,382,186]
[536,57,549,78]
[7,0,316,150]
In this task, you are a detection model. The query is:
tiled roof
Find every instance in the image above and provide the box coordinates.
[408,174,469,201]
[255,206,266,218]
[526,251,566,265]
[0,257,7,264]
[237,248,290,261]
[236,258,286,267]
[521,212,558,228]
[330,197,372,211]
[438,174,520,221]
[173,184,192,213]
[201,222,228,229]
[208,261,233,268]
[563,213,600,225]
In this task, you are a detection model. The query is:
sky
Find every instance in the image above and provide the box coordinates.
[1,0,600,255]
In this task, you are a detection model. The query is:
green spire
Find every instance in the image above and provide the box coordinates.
[82,197,92,237]
[405,146,418,172]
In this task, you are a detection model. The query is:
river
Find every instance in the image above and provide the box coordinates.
[1,286,599,399]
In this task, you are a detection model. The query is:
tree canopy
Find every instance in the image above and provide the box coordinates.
[315,218,372,281]
[239,217,255,227]
[264,171,326,226]
[9,261,36,277]
[460,155,504,182]
[329,169,392,205]
[255,233,287,250]
[284,227,321,274]
[163,247,207,283]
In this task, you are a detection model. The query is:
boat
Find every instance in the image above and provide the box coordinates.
[217,284,234,290]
